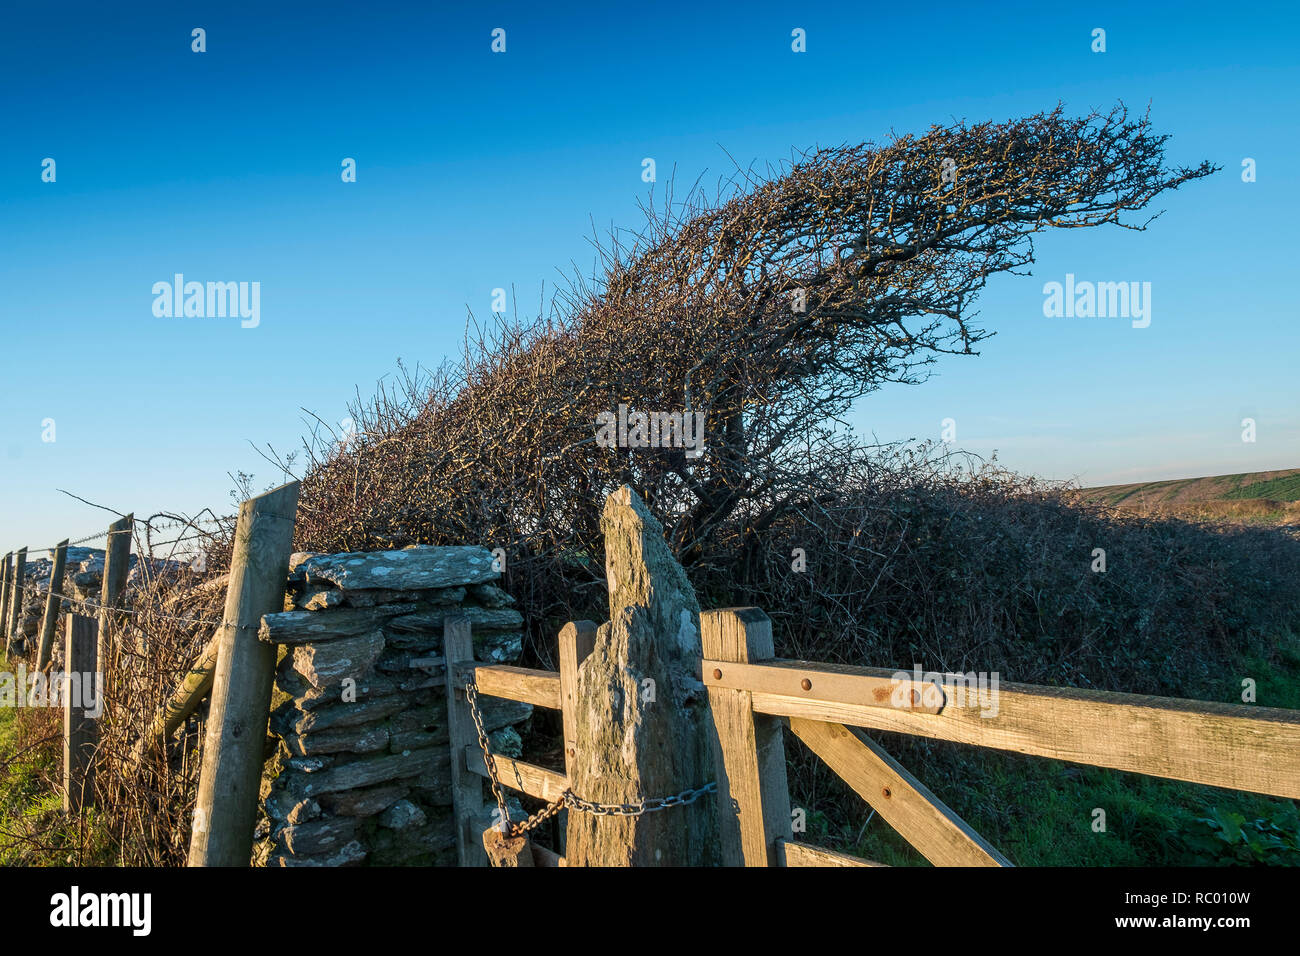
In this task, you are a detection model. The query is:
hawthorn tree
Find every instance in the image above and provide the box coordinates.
[291,103,1215,661]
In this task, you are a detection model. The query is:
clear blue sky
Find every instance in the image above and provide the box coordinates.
[2,0,1297,552]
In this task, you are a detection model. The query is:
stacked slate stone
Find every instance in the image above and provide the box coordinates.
[260,545,531,867]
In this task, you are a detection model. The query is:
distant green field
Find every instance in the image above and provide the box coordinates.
[1078,468,1300,523]
[1223,473,1300,501]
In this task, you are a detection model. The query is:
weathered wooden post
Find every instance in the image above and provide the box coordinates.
[98,515,133,690]
[0,552,11,655]
[188,482,299,867]
[6,546,27,654]
[557,619,596,856]
[64,613,99,813]
[36,539,69,671]
[701,607,792,866]
[482,827,536,867]
[444,616,490,867]
[564,486,719,866]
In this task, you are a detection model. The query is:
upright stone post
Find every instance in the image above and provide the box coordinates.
[189,482,299,867]
[565,486,719,866]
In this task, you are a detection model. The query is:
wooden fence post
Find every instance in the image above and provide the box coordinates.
[557,620,597,856]
[98,515,133,691]
[187,482,299,867]
[6,546,26,655]
[0,553,11,655]
[701,607,793,867]
[64,613,99,813]
[444,616,489,867]
[36,539,69,672]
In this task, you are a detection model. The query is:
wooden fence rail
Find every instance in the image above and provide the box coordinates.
[701,654,1300,800]
[701,606,1300,867]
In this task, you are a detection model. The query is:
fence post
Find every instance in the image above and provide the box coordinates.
[0,553,11,654]
[36,539,69,672]
[701,607,793,867]
[5,546,26,655]
[443,616,489,867]
[98,515,133,690]
[64,613,99,813]
[558,620,597,777]
[557,620,597,856]
[187,482,299,867]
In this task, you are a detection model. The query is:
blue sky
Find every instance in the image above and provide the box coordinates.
[2,0,1297,551]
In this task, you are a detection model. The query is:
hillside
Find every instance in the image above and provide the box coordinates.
[1077,468,1300,524]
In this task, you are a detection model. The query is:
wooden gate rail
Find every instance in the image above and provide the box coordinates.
[444,619,597,866]
[778,839,885,867]
[700,655,1300,799]
[451,662,562,710]
[701,606,1300,868]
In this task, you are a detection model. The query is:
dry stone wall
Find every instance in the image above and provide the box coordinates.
[259,545,530,866]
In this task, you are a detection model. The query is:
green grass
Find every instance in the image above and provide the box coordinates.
[0,653,112,866]
[1224,474,1300,502]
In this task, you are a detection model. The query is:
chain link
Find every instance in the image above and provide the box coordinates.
[464,679,513,832]
[462,680,717,841]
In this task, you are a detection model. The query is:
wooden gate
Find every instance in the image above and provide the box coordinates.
[446,607,1300,866]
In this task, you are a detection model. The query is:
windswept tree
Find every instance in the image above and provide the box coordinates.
[292,104,1215,658]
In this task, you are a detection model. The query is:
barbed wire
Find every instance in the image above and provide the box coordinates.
[15,512,233,558]
[5,579,224,628]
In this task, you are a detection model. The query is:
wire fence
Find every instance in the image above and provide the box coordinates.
[16,512,234,559]
[5,579,224,628]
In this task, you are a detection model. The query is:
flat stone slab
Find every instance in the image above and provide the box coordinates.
[281,817,357,856]
[296,546,499,592]
[386,606,523,636]
[296,745,447,796]
[319,785,409,818]
[285,723,390,758]
[260,604,416,644]
[282,694,409,736]
[272,839,367,867]
[292,629,386,688]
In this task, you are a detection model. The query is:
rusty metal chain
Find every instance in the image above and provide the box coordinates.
[563,784,717,817]
[510,793,569,836]
[464,679,513,832]
[463,680,716,839]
